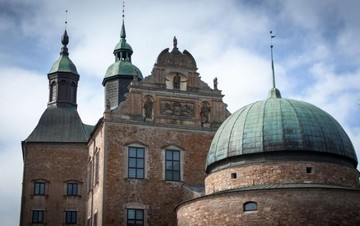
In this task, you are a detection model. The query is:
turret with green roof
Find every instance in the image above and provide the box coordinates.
[103,17,143,110]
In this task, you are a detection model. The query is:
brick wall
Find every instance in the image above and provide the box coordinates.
[177,188,360,226]
[101,122,214,225]
[20,143,88,225]
[205,161,360,194]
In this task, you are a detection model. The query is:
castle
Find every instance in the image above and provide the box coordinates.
[20,11,360,226]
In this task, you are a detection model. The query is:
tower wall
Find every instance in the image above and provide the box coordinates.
[176,188,360,226]
[20,143,88,225]
[205,161,360,195]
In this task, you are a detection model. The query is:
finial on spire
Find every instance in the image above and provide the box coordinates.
[173,36,178,49]
[65,10,68,30]
[270,31,276,89]
[122,0,125,19]
[61,10,69,48]
[268,31,281,98]
[120,1,126,39]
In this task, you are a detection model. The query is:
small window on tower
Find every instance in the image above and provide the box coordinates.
[306,167,313,174]
[244,202,258,212]
[34,181,46,195]
[231,173,237,179]
[32,210,44,223]
[66,182,78,196]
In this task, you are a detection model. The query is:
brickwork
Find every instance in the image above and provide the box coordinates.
[20,143,88,225]
[177,188,360,226]
[205,161,360,194]
[100,122,214,225]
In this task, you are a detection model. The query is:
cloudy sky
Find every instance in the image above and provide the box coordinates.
[1,0,360,224]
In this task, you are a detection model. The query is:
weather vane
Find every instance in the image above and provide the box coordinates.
[270,31,276,89]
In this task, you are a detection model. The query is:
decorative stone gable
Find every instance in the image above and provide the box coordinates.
[109,38,229,129]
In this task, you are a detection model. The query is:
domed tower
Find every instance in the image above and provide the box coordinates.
[20,29,92,225]
[103,17,143,110]
[176,48,360,226]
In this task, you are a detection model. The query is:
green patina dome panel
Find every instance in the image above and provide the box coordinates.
[206,97,357,170]
[49,55,79,75]
[104,60,143,80]
[114,39,133,53]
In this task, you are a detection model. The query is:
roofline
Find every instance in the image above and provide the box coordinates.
[206,150,358,174]
[174,183,360,212]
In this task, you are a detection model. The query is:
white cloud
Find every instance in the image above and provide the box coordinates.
[1,0,360,224]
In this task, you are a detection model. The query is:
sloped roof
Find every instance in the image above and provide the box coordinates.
[206,89,357,172]
[24,106,93,143]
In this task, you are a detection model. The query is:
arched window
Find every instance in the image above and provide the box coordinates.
[244,201,257,212]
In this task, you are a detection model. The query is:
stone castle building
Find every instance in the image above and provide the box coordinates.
[20,14,360,226]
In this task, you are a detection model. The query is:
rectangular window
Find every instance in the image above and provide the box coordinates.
[165,149,181,181]
[65,211,77,224]
[32,210,44,223]
[67,183,78,196]
[34,182,45,195]
[128,147,145,179]
[127,209,144,226]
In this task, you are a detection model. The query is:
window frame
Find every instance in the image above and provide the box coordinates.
[66,182,78,196]
[165,149,181,181]
[128,146,145,179]
[32,210,44,223]
[65,210,77,224]
[127,208,144,226]
[34,181,46,195]
[244,201,258,212]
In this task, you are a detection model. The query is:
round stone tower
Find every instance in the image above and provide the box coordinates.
[176,88,360,226]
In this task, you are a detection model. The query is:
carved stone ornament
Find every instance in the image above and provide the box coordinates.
[160,100,194,118]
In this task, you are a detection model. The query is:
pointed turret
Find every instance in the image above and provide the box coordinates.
[23,30,93,143]
[48,29,79,107]
[103,10,143,110]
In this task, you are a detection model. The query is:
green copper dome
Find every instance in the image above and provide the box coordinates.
[49,30,78,75]
[49,55,78,75]
[206,89,357,173]
[114,39,133,53]
[104,60,143,82]
[103,19,142,84]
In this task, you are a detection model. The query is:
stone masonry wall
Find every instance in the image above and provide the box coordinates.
[102,121,214,225]
[21,143,88,225]
[205,161,360,194]
[177,188,360,226]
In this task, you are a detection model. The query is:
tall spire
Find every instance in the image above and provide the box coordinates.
[268,31,281,98]
[270,31,276,89]
[113,0,133,62]
[60,10,69,56]
[120,1,126,39]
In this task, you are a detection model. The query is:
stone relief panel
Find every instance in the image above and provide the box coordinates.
[160,100,194,118]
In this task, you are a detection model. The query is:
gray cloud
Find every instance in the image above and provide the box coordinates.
[1,0,360,224]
